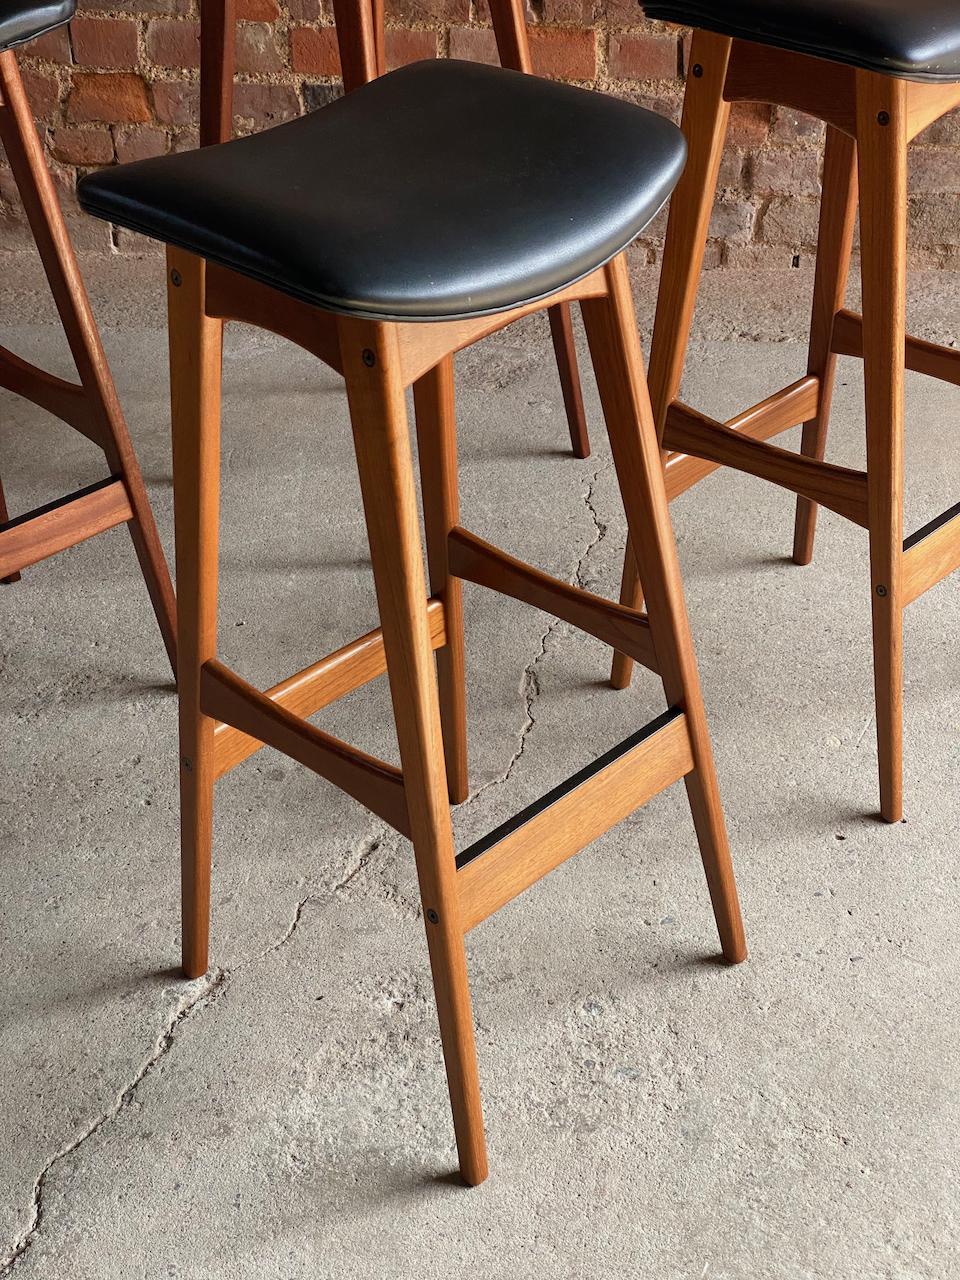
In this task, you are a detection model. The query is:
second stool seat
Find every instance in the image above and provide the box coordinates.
[643,0,960,82]
[0,0,75,50]
[77,59,685,320]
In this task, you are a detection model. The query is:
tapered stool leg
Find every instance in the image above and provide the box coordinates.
[583,254,746,963]
[611,31,733,691]
[793,127,859,565]
[414,358,470,804]
[168,250,224,977]
[0,474,22,584]
[857,73,907,824]
[342,320,488,1185]
[549,304,591,459]
[0,50,177,670]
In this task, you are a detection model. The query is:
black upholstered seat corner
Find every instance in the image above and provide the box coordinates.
[77,60,686,323]
[0,0,74,51]
[642,0,960,83]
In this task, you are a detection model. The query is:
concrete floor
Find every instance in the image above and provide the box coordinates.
[1,267,958,1278]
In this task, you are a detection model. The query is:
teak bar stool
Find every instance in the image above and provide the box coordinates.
[78,59,746,1183]
[323,0,593,459]
[613,0,960,823]
[0,0,176,666]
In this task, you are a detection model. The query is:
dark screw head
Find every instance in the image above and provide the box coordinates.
[181,756,193,772]
[170,269,182,287]
[426,908,439,924]
[876,584,888,597]
[877,111,890,126]
[692,63,703,78]
[362,348,376,367]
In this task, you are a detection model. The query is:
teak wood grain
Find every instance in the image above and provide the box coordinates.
[0,479,132,579]
[458,711,694,932]
[0,48,176,668]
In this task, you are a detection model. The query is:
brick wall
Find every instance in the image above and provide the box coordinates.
[2,5,960,266]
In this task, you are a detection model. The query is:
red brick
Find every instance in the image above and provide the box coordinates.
[540,0,590,22]
[152,79,198,126]
[385,28,437,68]
[25,25,71,62]
[448,26,498,65]
[72,17,139,69]
[287,0,323,18]
[236,22,286,75]
[385,0,469,24]
[290,26,340,76]
[49,126,115,165]
[115,124,169,162]
[146,19,200,68]
[68,73,152,123]
[727,101,770,147]
[237,0,281,17]
[528,27,596,81]
[232,82,300,131]
[608,33,679,80]
[20,70,61,121]
[90,0,190,13]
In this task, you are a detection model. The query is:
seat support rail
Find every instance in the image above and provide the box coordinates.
[200,658,411,835]
[832,309,960,388]
[448,525,659,674]
[456,707,692,932]
[664,400,870,527]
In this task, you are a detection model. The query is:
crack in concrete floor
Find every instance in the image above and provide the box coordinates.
[1,461,612,1272]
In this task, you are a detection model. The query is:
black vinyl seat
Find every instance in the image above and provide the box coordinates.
[642,0,960,83]
[0,0,74,51]
[77,59,686,323]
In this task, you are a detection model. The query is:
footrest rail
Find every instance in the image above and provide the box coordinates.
[903,499,960,605]
[456,706,692,932]
[0,475,131,578]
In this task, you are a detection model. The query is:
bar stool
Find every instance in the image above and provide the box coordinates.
[612,2,960,823]
[0,1,176,667]
[78,58,746,1183]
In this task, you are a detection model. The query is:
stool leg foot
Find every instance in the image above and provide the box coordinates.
[0,473,22,584]
[609,31,732,692]
[343,321,487,1185]
[414,358,470,805]
[547,303,590,459]
[168,251,223,978]
[584,253,746,964]
[793,127,858,567]
[857,73,907,824]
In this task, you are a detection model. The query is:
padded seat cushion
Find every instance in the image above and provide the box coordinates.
[0,0,74,51]
[78,60,686,322]
[642,0,960,82]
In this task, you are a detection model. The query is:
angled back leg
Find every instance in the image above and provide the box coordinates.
[582,253,746,963]
[0,50,176,668]
[340,317,488,1186]
[793,127,859,564]
[611,31,732,691]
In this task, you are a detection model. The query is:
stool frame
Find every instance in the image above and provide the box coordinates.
[610,31,960,824]
[0,48,176,667]
[168,240,745,1185]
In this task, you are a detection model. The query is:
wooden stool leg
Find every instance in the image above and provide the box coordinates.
[0,474,22,583]
[611,31,733,692]
[0,51,177,671]
[414,358,469,803]
[583,253,746,963]
[857,73,907,824]
[793,127,859,565]
[341,320,487,1185]
[167,250,223,978]
[548,304,591,459]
